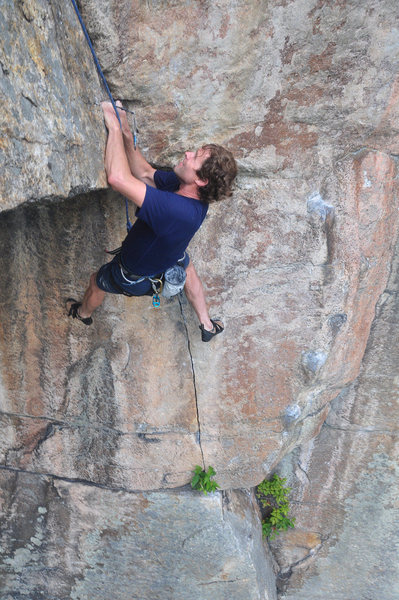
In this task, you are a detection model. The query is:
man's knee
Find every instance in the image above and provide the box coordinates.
[185,262,198,286]
[90,272,100,290]
[185,261,195,279]
[184,262,203,294]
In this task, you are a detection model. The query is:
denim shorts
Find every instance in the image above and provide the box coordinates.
[96,253,189,297]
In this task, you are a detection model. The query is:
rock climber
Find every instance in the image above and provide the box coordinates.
[66,101,237,341]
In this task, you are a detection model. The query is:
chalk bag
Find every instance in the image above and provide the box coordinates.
[162,265,186,298]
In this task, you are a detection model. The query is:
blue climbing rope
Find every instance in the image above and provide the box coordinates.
[70,0,133,232]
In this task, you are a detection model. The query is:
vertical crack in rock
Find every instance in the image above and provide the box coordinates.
[276,535,326,593]
[178,295,205,469]
[32,422,59,455]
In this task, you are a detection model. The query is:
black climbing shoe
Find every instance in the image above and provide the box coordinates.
[199,319,224,342]
[66,298,93,326]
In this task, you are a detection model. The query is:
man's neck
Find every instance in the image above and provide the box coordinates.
[177,182,200,200]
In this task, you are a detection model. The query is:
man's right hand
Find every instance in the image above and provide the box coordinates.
[115,100,130,135]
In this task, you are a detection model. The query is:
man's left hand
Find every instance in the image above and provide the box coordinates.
[101,101,120,131]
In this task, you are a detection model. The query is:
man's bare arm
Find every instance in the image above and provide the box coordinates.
[102,102,147,208]
[116,101,156,186]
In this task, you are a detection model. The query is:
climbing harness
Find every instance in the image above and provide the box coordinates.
[70,0,138,232]
[117,252,164,306]
[105,249,186,307]
[104,247,163,307]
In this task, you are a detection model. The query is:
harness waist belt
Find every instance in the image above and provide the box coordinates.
[117,253,160,281]
[117,250,186,281]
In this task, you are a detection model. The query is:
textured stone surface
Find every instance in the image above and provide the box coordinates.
[76,0,399,485]
[80,0,399,164]
[2,0,399,598]
[186,148,399,485]
[0,0,107,210]
[0,471,276,600]
[0,194,202,490]
[1,152,397,491]
[270,238,399,598]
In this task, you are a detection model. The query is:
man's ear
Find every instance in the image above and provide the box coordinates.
[195,177,208,188]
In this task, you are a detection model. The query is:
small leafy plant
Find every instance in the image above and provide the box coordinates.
[191,465,220,495]
[256,473,295,539]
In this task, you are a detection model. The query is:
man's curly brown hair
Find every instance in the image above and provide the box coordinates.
[195,144,237,204]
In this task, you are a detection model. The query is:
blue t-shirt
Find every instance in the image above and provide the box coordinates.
[120,171,208,275]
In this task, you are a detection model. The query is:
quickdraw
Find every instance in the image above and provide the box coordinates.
[150,278,163,308]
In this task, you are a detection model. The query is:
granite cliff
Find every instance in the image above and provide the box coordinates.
[1,0,399,598]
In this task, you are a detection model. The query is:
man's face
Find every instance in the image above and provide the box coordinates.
[174,147,210,185]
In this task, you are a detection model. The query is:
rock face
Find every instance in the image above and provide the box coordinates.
[0,0,107,211]
[271,238,399,599]
[0,472,276,600]
[1,0,399,598]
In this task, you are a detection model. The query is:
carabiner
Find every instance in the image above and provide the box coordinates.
[132,113,139,150]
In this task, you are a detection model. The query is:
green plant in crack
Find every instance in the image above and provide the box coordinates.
[191,465,220,495]
[256,473,295,539]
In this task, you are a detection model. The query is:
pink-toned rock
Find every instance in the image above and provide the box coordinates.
[271,244,399,596]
